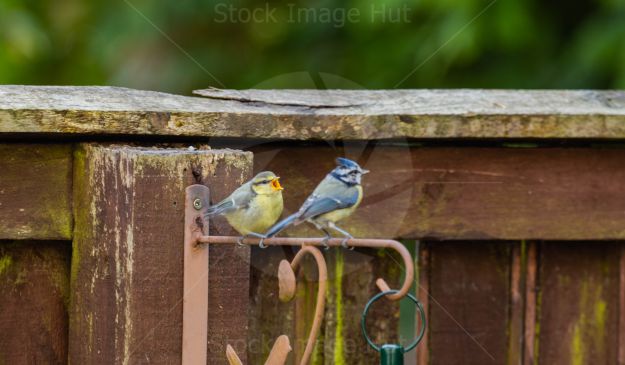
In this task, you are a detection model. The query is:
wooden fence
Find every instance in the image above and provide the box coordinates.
[1,86,625,364]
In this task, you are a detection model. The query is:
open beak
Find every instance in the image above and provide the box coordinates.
[271,177,284,191]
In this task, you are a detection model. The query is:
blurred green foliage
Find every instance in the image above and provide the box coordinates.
[1,0,624,94]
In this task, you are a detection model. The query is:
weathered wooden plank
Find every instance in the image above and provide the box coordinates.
[206,213,254,363]
[0,241,70,364]
[69,144,252,365]
[428,242,511,364]
[252,145,625,240]
[0,144,72,240]
[416,242,430,365]
[294,253,321,365]
[537,242,620,365]
[401,241,418,365]
[620,245,625,365]
[523,242,537,365]
[2,86,625,139]
[324,248,402,365]
[248,246,297,363]
[507,242,524,365]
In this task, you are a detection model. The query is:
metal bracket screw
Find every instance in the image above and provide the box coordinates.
[193,198,202,210]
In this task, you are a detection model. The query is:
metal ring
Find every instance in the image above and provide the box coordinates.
[360,290,426,352]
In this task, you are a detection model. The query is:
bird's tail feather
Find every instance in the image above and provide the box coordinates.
[265,213,297,238]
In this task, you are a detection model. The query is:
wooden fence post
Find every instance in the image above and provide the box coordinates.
[69,144,252,364]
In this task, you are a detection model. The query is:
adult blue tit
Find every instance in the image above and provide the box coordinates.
[205,171,284,245]
[264,157,368,248]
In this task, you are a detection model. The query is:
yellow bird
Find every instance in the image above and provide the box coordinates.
[205,171,284,246]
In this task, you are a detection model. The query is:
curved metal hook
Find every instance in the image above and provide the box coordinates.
[198,236,413,301]
[226,335,292,365]
[278,245,327,365]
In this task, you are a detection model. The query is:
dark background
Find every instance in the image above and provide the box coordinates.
[1,0,624,94]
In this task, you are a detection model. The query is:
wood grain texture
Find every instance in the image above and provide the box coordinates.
[252,145,625,240]
[2,86,625,139]
[248,246,297,363]
[0,144,72,240]
[294,255,320,365]
[507,242,524,365]
[537,242,620,365]
[416,242,430,365]
[428,242,511,365]
[324,249,402,365]
[620,245,625,365]
[69,144,252,365]
[0,241,70,365]
[523,242,537,365]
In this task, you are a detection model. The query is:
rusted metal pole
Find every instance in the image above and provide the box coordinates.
[182,185,210,365]
[197,235,413,301]
[264,335,293,365]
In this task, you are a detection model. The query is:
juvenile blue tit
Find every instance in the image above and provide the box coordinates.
[264,158,368,248]
[205,171,284,245]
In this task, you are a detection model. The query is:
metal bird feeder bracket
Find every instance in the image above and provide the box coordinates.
[361,290,427,365]
[183,184,425,365]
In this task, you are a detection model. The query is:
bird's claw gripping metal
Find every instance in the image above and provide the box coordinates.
[238,232,268,248]
[321,236,331,250]
[341,236,354,250]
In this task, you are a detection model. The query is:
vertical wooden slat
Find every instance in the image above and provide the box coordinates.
[207,226,253,363]
[294,257,319,364]
[428,242,510,364]
[416,242,429,365]
[248,247,296,364]
[324,248,401,365]
[523,242,537,365]
[182,185,210,364]
[537,242,620,365]
[401,240,417,365]
[508,242,524,365]
[69,145,252,365]
[0,241,70,364]
[618,243,625,365]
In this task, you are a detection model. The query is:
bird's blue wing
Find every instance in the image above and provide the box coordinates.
[297,188,359,222]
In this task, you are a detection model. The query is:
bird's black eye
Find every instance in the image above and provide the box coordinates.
[253,179,271,185]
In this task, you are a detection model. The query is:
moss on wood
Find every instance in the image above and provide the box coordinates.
[0,144,72,240]
[69,144,252,364]
[2,86,625,139]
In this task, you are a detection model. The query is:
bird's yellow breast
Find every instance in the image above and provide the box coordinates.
[225,192,284,235]
[318,185,363,223]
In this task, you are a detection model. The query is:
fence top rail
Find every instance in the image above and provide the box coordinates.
[1,85,625,140]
